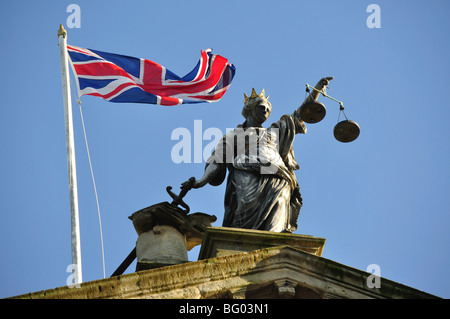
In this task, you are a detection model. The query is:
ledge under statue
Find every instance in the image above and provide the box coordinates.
[183,76,334,233]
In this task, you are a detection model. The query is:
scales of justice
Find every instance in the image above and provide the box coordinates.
[114,77,360,275]
[302,79,360,143]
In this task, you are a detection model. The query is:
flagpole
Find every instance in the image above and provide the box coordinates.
[58,24,82,285]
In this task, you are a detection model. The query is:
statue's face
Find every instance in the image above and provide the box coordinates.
[250,98,272,125]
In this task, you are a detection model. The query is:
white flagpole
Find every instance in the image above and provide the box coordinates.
[58,24,82,285]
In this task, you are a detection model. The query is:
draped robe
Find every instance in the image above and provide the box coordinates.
[206,109,306,233]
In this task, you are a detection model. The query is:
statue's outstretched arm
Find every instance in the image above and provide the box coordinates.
[291,77,333,133]
[183,162,221,189]
[300,76,334,105]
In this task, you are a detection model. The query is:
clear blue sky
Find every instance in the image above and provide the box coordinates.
[0,0,449,298]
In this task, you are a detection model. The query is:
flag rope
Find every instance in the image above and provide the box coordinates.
[70,79,106,279]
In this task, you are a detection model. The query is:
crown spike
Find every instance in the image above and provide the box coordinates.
[243,93,249,103]
[243,88,269,104]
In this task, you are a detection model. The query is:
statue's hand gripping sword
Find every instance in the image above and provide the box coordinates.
[166,177,196,214]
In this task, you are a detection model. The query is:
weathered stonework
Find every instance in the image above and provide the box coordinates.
[136,225,188,264]
[127,202,217,272]
[11,243,439,299]
[198,227,326,259]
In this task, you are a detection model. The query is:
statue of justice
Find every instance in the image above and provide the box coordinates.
[181,77,342,233]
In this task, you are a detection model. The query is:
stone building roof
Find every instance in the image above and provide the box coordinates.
[12,236,439,299]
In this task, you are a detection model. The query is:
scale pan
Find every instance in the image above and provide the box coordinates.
[299,101,326,124]
[333,120,360,143]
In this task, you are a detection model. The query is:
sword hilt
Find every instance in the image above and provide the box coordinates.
[166,177,195,214]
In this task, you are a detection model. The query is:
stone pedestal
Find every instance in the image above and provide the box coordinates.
[136,225,188,267]
[198,227,326,260]
[128,201,216,271]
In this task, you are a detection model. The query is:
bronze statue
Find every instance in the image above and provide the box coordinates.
[183,77,333,233]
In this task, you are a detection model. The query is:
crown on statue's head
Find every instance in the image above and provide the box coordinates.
[243,88,269,104]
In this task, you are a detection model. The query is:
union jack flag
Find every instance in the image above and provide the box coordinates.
[67,45,236,106]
